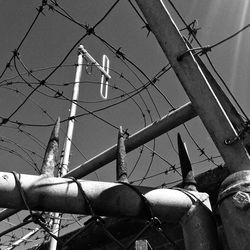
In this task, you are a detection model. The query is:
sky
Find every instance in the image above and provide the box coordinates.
[0,0,250,248]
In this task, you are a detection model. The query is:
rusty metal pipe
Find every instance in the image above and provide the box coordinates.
[0,172,205,224]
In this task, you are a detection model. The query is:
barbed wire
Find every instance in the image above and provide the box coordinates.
[0,0,243,248]
[167,0,250,123]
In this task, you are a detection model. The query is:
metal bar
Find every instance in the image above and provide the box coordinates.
[49,46,84,250]
[0,208,19,222]
[79,45,111,79]
[60,47,83,176]
[0,219,31,238]
[5,227,39,250]
[0,171,208,223]
[64,102,196,179]
[134,0,250,173]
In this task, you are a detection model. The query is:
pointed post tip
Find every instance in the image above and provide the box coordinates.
[119,126,124,137]
[177,133,197,191]
[41,117,60,177]
[52,117,60,141]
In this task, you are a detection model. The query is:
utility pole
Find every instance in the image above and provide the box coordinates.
[48,46,84,250]
[49,45,111,250]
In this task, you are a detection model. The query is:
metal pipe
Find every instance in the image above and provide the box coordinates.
[64,102,196,179]
[5,227,39,250]
[49,46,84,250]
[0,208,19,222]
[218,170,250,249]
[0,171,208,224]
[60,47,83,176]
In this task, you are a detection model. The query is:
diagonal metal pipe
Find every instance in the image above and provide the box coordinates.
[64,102,196,179]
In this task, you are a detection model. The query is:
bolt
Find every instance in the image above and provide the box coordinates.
[2,175,8,181]
[232,191,250,209]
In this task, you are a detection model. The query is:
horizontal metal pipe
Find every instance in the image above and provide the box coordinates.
[65,102,196,179]
[0,171,206,223]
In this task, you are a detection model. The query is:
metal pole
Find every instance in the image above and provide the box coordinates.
[134,0,250,173]
[0,171,220,249]
[0,208,19,222]
[64,102,196,179]
[48,46,84,250]
[133,1,250,249]
[5,227,39,250]
[79,45,111,80]
[0,171,209,223]
[59,47,83,176]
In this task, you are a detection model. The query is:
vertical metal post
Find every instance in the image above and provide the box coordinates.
[48,46,84,250]
[5,228,40,250]
[180,192,220,250]
[59,47,83,177]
